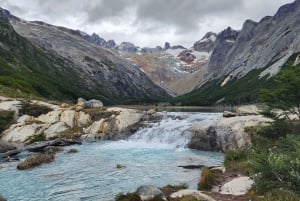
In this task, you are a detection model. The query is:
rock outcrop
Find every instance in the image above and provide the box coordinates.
[136,185,166,201]
[188,115,272,152]
[218,176,254,196]
[193,32,217,52]
[0,99,145,144]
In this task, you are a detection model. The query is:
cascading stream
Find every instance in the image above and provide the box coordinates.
[0,112,223,201]
[128,112,221,148]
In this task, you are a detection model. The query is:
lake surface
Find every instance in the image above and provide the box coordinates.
[0,112,224,201]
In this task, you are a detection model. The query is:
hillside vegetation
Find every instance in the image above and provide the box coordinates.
[172,53,300,106]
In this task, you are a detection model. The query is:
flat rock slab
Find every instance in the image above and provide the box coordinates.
[170,189,216,201]
[220,176,254,195]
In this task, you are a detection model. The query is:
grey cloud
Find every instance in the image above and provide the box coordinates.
[0,0,295,47]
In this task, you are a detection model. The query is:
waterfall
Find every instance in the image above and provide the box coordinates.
[127,112,221,148]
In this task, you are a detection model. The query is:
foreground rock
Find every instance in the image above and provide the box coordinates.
[218,176,254,196]
[170,189,216,201]
[0,141,17,153]
[0,139,81,159]
[17,153,55,170]
[188,115,272,151]
[136,185,167,201]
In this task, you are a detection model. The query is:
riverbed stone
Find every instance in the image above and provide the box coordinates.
[136,185,166,201]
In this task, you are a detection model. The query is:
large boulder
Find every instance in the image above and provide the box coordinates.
[1,123,48,143]
[60,110,76,128]
[236,104,260,115]
[136,185,166,201]
[108,107,144,131]
[188,115,272,152]
[76,111,91,127]
[44,122,69,139]
[37,110,62,124]
[219,176,254,195]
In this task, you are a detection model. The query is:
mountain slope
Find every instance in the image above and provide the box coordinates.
[173,0,300,105]
[0,8,169,104]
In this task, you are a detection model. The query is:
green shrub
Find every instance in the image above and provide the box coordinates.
[26,133,46,144]
[249,135,300,194]
[115,193,141,201]
[256,119,291,139]
[224,149,249,174]
[261,190,300,201]
[0,110,14,133]
[198,168,222,190]
[19,103,52,117]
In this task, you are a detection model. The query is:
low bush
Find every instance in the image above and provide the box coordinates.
[0,110,14,133]
[249,135,300,194]
[224,149,249,174]
[26,133,46,144]
[198,168,222,191]
[115,193,141,201]
[19,102,52,117]
[261,190,300,201]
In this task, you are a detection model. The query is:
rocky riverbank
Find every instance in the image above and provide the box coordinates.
[0,96,272,157]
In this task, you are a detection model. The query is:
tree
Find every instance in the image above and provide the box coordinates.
[260,65,300,125]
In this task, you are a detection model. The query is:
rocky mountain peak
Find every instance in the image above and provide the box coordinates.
[117,42,138,53]
[218,27,239,42]
[164,42,170,50]
[274,0,300,21]
[193,32,217,52]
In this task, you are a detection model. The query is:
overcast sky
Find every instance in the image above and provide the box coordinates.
[1,0,294,47]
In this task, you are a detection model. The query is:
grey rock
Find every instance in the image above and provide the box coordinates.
[164,42,170,50]
[223,111,237,118]
[136,185,166,201]
[0,141,17,153]
[188,126,219,151]
[117,42,138,53]
[193,32,217,52]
